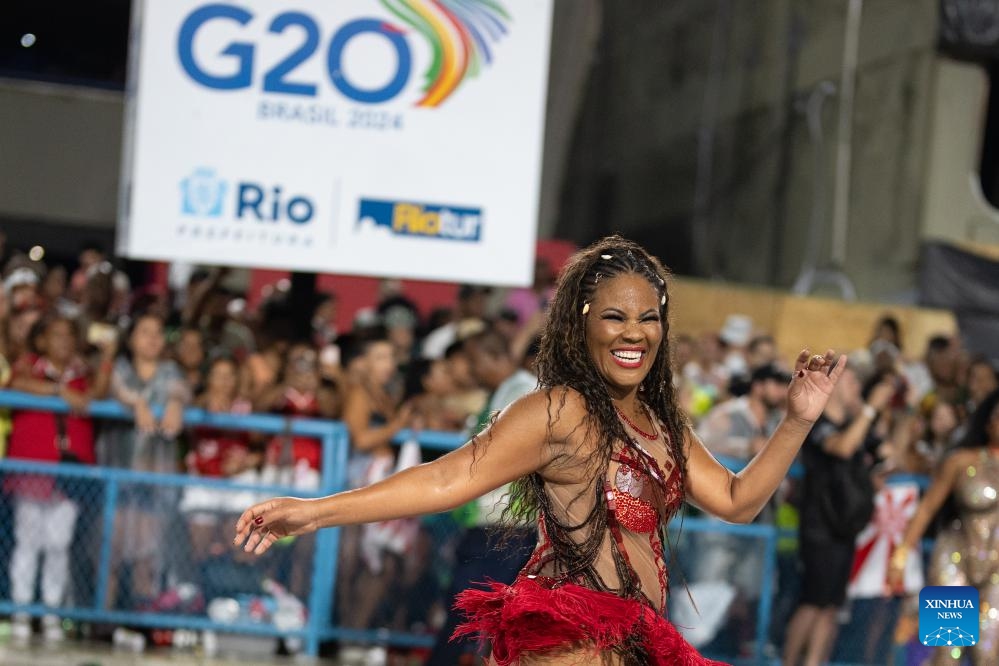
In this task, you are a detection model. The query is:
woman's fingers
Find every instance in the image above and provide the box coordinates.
[254,531,279,555]
[794,348,843,377]
[793,349,811,375]
[805,352,827,372]
[234,502,271,546]
[827,354,848,382]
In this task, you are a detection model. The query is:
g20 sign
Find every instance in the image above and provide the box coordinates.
[177,1,511,107]
[120,0,552,286]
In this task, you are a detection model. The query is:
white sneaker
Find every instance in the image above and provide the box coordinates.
[41,615,64,643]
[11,614,31,641]
[364,646,388,666]
[339,645,367,664]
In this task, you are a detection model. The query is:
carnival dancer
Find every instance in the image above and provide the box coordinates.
[889,388,999,664]
[234,236,845,665]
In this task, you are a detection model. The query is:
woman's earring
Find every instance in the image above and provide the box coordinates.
[581,302,590,315]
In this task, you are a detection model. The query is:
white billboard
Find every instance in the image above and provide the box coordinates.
[118,0,552,286]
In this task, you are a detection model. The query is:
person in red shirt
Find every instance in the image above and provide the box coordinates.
[256,343,339,598]
[257,344,339,490]
[5,315,114,642]
[180,356,257,565]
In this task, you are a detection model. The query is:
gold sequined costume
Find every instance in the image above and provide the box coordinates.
[926,450,999,664]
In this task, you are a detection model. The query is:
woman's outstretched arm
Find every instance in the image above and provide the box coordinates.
[234,390,568,555]
[685,349,846,523]
[886,449,967,590]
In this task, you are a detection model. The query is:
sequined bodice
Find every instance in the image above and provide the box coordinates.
[608,443,683,534]
[521,414,684,612]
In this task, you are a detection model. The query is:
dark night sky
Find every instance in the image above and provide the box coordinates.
[1,0,131,88]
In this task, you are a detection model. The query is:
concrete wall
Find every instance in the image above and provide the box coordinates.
[920,58,999,246]
[0,80,123,228]
[558,0,941,302]
[3,0,988,303]
[0,0,600,244]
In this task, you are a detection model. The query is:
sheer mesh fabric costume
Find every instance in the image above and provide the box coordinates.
[925,449,999,664]
[454,405,725,665]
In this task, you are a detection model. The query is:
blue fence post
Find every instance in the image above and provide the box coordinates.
[755,525,778,665]
[305,422,349,656]
[93,477,119,610]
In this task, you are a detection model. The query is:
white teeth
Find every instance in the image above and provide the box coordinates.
[612,350,643,361]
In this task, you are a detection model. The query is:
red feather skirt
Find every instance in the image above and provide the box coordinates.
[453,577,729,665]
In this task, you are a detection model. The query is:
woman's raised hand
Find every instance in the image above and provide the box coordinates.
[233,497,321,555]
[786,349,847,425]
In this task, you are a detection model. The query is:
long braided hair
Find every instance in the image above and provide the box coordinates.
[498,236,689,606]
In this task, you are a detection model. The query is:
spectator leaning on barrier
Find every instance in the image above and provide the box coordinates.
[783,366,895,666]
[180,355,257,570]
[338,331,414,631]
[100,312,191,609]
[256,342,341,599]
[5,314,115,642]
[258,342,340,490]
[427,326,538,666]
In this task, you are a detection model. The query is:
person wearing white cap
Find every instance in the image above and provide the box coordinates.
[719,314,753,376]
[3,267,40,313]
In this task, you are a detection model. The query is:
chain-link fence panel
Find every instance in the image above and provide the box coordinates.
[0,463,318,637]
[0,469,106,614]
[669,519,778,664]
[0,392,350,658]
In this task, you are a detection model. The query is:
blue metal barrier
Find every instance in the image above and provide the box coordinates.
[0,390,348,657]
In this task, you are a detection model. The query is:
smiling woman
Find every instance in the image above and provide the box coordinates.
[584,273,664,397]
[234,236,846,666]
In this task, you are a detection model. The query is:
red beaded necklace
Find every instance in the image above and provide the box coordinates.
[614,404,658,441]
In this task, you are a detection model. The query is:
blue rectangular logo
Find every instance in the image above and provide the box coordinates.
[357,198,482,242]
[919,586,979,648]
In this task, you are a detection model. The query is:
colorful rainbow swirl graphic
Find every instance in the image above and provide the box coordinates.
[379,0,510,107]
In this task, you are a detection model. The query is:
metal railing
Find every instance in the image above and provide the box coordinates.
[0,390,932,664]
[0,390,348,657]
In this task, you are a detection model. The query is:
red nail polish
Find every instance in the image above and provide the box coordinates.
[254,516,264,525]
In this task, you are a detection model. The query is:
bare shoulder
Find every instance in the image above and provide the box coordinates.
[493,387,591,443]
[942,448,979,474]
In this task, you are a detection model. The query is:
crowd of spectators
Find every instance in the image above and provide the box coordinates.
[675,312,999,663]
[0,241,553,655]
[0,236,996,664]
